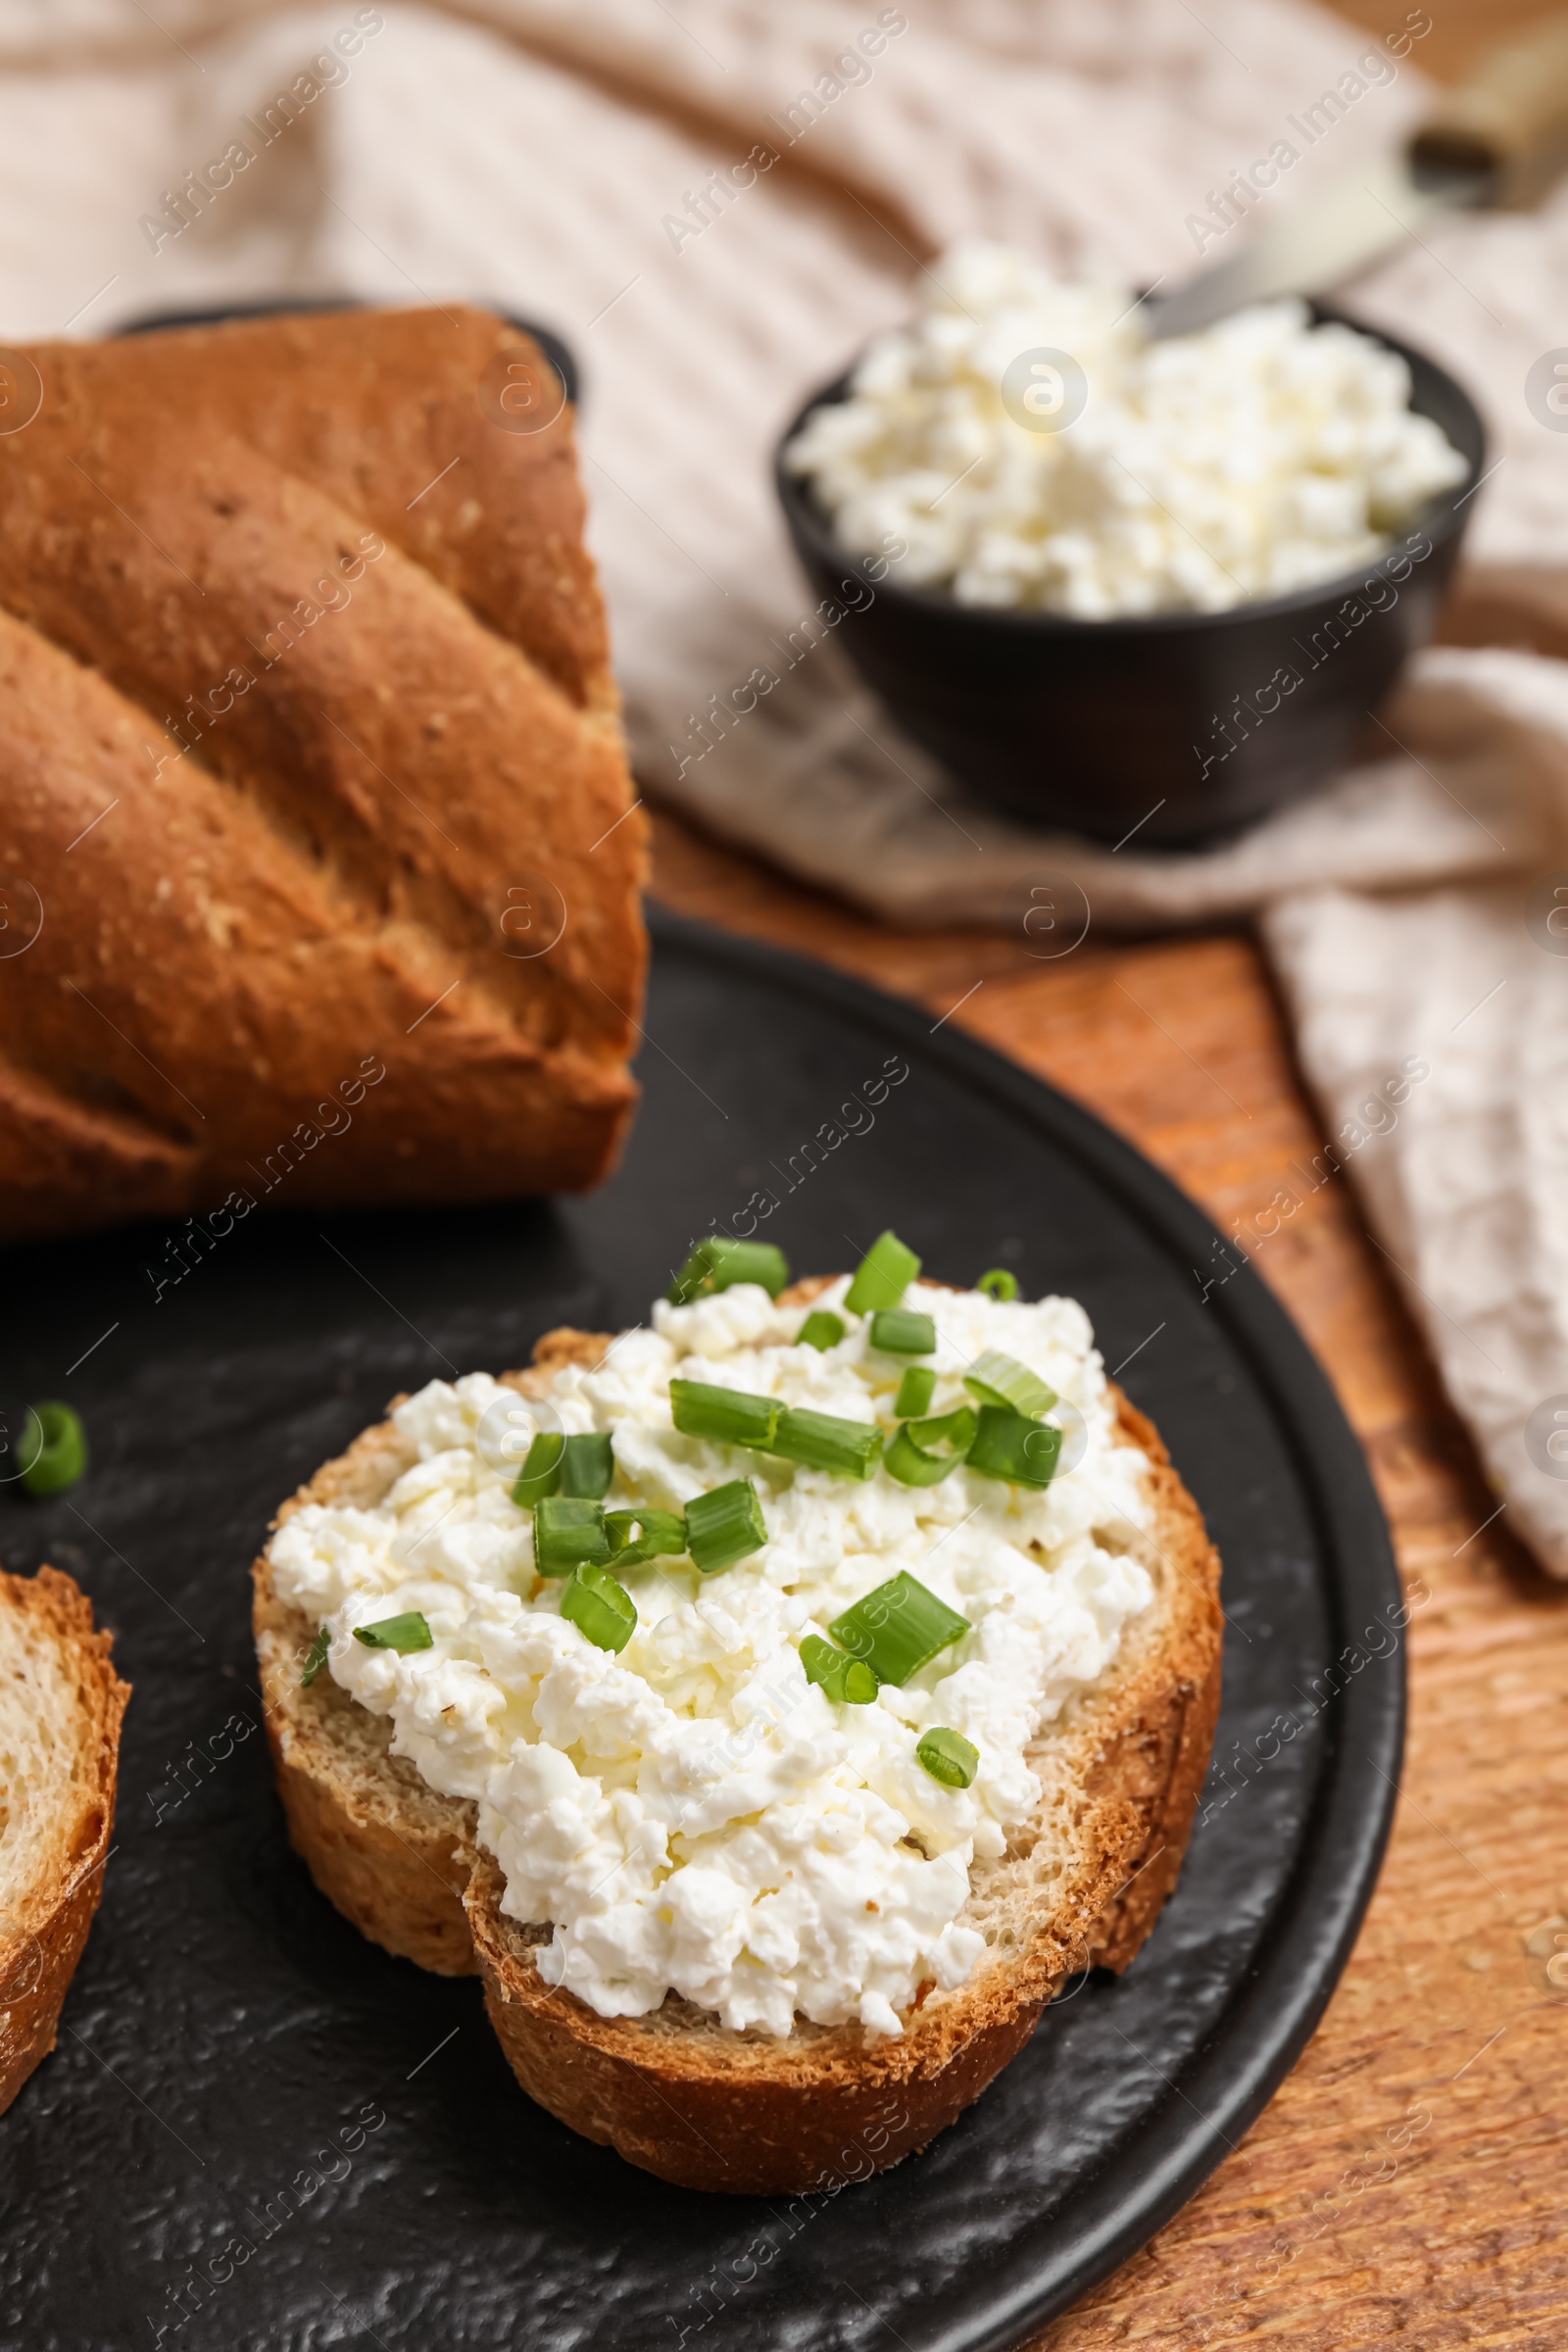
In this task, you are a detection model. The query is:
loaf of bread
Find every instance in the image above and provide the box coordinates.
[0,1564,128,2112]
[0,306,646,1240]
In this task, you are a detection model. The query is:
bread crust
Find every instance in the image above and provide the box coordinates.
[0,306,647,1241]
[254,1415,480,1976]
[251,1328,615,1974]
[63,307,617,723]
[254,1321,1221,2187]
[0,1566,129,2114]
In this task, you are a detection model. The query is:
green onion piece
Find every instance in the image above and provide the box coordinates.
[800,1633,878,1705]
[976,1268,1019,1302]
[770,1406,883,1482]
[829,1571,968,1687]
[685,1478,768,1574]
[965,1404,1061,1489]
[868,1308,936,1356]
[894,1365,936,1419]
[885,1406,976,1489]
[512,1431,564,1507]
[560,1431,614,1498]
[669,1379,779,1450]
[916,1726,979,1788]
[605,1507,687,1567]
[844,1230,921,1316]
[963,1349,1056,1418]
[353,1611,434,1654]
[533,1495,610,1577]
[560,1560,637,1653]
[300,1625,331,1687]
[18,1402,86,1497]
[668,1237,790,1305]
[797,1310,845,1352]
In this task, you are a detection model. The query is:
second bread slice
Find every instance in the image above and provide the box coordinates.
[0,1565,129,2112]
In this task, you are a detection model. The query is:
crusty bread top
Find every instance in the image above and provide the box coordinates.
[0,1566,128,1949]
[0,307,647,1238]
[4,305,616,726]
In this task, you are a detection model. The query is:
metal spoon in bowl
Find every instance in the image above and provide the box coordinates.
[1145,14,1568,340]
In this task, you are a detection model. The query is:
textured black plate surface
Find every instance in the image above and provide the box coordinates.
[0,911,1402,2352]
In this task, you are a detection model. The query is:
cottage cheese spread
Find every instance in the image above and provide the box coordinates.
[785,238,1468,617]
[269,1277,1153,2038]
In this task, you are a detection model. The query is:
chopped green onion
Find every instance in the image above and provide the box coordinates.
[668,1237,789,1305]
[844,1230,921,1316]
[669,1379,779,1450]
[976,1268,1019,1302]
[560,1431,614,1498]
[965,1405,1061,1489]
[894,1365,936,1419]
[868,1309,936,1355]
[512,1431,564,1507]
[797,1309,845,1352]
[830,1572,968,1687]
[885,1406,976,1489]
[353,1611,434,1654]
[605,1507,687,1567]
[300,1625,331,1687]
[770,1406,883,1481]
[18,1402,86,1497]
[916,1727,979,1788]
[685,1478,768,1574]
[561,1560,637,1652]
[963,1350,1056,1418]
[533,1495,610,1577]
[800,1633,878,1705]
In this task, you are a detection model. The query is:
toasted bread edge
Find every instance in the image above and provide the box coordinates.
[0,1565,129,2114]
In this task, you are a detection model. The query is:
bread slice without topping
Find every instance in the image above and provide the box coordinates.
[253,1308,1222,2192]
[0,1565,129,2113]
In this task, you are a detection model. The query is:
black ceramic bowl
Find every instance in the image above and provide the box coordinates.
[775,304,1485,847]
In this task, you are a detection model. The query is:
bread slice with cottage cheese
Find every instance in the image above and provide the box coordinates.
[252,1298,1221,2193]
[0,1564,129,2112]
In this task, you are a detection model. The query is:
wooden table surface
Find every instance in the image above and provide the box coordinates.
[648,9,1568,2338]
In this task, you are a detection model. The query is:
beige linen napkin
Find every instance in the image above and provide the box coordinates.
[2,0,1566,1567]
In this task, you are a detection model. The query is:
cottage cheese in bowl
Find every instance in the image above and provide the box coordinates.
[784,238,1468,618]
[268,1262,1155,2039]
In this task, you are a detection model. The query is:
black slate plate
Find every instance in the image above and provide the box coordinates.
[0,910,1403,2352]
